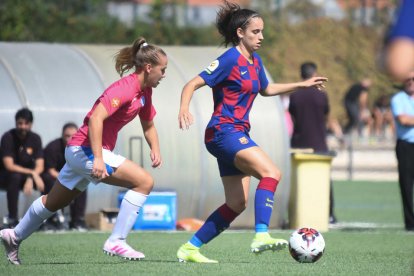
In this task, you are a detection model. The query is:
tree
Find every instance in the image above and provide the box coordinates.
[0,0,129,43]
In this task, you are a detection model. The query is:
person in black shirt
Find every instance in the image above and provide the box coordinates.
[289,62,338,224]
[0,108,44,228]
[343,78,373,137]
[289,62,329,152]
[41,123,87,231]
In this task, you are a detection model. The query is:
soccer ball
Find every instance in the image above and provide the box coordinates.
[288,227,325,263]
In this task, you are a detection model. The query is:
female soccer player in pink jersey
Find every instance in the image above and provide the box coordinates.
[0,37,168,265]
[176,1,327,263]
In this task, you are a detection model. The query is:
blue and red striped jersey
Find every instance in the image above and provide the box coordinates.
[389,0,414,41]
[200,47,269,143]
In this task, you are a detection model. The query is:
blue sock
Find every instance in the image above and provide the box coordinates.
[189,235,203,248]
[256,223,268,233]
[193,204,239,245]
[254,189,274,233]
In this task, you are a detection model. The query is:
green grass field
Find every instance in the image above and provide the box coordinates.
[1,181,413,275]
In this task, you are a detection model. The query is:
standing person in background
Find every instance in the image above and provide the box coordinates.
[343,78,373,138]
[177,1,327,263]
[0,108,44,229]
[390,71,414,232]
[289,61,338,224]
[40,122,88,231]
[385,0,414,82]
[0,37,167,265]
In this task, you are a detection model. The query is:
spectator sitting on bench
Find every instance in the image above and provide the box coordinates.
[0,108,44,229]
[41,122,88,231]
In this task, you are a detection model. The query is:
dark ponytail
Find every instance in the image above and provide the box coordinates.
[216,1,260,47]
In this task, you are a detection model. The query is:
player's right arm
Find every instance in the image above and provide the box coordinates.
[88,103,110,180]
[178,75,206,130]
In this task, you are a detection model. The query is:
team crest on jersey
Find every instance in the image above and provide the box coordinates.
[26,147,33,155]
[205,60,219,74]
[111,97,121,108]
[140,96,145,106]
[239,137,249,145]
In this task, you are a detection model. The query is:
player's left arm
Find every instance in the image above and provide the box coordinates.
[260,77,328,97]
[140,119,162,168]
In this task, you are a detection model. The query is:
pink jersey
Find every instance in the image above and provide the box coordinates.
[68,73,156,150]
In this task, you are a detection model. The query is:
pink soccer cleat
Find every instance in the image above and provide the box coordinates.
[0,229,21,265]
[103,239,145,261]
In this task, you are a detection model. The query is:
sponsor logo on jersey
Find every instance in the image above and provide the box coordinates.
[238,136,249,144]
[205,60,219,74]
[111,97,121,108]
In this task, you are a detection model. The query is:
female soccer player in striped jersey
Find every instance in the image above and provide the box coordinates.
[177,1,327,263]
[0,37,167,265]
[385,0,414,81]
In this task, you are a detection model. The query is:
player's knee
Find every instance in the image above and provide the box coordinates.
[261,167,281,182]
[132,172,154,193]
[228,198,247,213]
[274,169,282,182]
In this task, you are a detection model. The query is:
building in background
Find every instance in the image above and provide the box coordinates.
[107,0,251,27]
[336,0,395,26]
[107,0,395,27]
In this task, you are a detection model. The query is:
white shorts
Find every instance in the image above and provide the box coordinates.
[58,146,126,192]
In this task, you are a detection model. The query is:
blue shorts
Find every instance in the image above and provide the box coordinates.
[206,130,258,177]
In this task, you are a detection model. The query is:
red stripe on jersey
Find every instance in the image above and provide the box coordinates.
[213,102,224,116]
[234,105,245,119]
[222,87,239,106]
[205,127,215,143]
[219,116,234,124]
[248,65,256,76]
[240,79,253,93]
[238,55,249,66]
[228,65,241,81]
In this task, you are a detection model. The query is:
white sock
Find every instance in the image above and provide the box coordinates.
[14,196,55,240]
[109,190,147,242]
